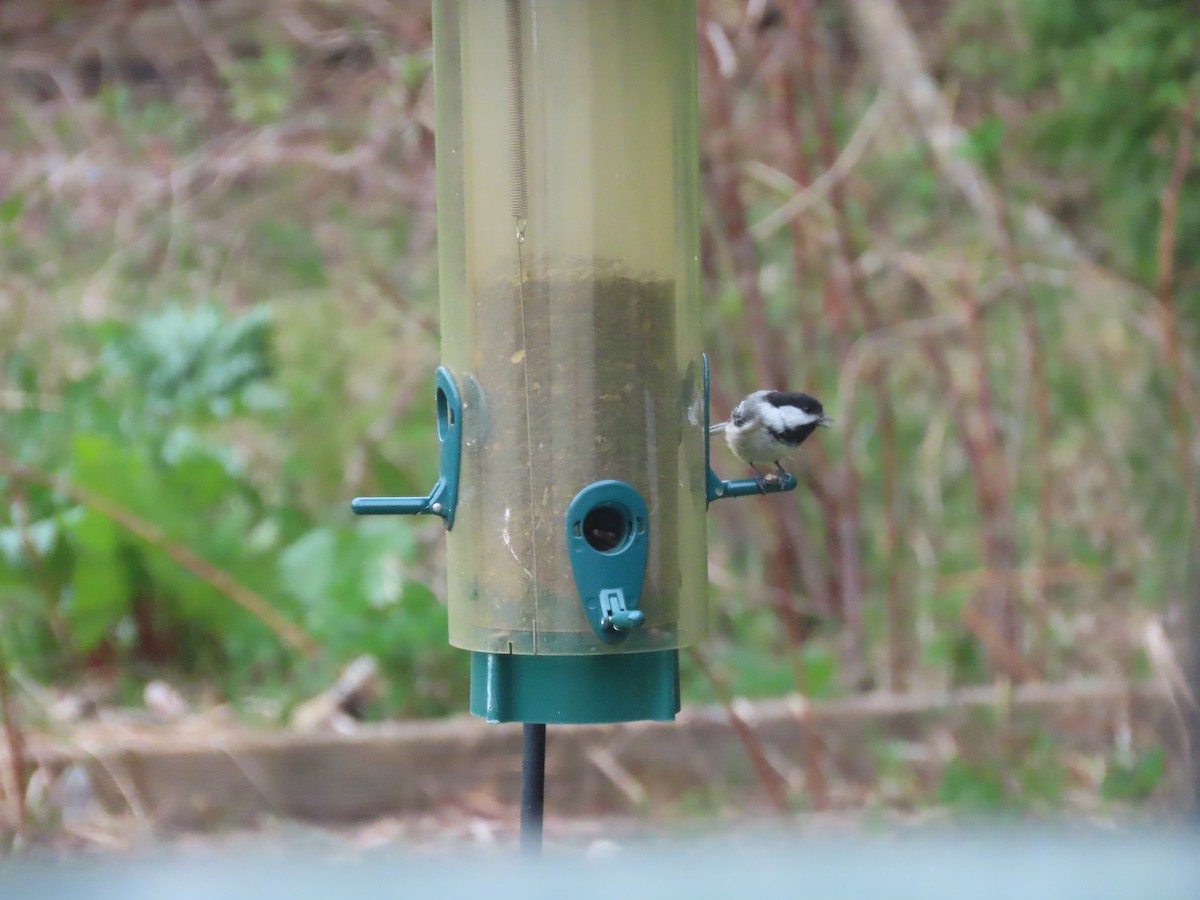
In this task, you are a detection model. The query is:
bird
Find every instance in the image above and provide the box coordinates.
[709,390,831,490]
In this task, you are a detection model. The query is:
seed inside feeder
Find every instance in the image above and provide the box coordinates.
[446,269,694,654]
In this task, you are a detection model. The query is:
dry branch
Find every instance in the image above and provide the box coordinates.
[788,0,873,690]
[699,2,836,645]
[1154,90,1200,539]
[842,0,1053,254]
[1,0,397,73]
[688,648,792,813]
[698,10,785,390]
[0,649,27,845]
[960,272,1021,654]
[902,265,1026,683]
[840,0,1172,321]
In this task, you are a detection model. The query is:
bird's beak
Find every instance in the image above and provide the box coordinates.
[708,421,728,434]
[818,415,833,428]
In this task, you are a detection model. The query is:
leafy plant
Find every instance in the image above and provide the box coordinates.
[0,302,457,715]
[1101,746,1166,802]
[938,757,1007,812]
[954,0,1200,290]
[224,45,299,125]
[98,304,277,419]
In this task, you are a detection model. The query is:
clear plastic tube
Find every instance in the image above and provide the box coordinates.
[434,0,705,654]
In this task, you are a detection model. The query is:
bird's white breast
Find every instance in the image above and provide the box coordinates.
[725,421,797,465]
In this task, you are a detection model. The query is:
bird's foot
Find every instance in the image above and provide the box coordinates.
[773,461,792,481]
[751,465,768,494]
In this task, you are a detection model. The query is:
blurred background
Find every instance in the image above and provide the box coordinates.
[1,0,1197,851]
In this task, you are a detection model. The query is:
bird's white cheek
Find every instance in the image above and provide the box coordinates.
[765,404,819,430]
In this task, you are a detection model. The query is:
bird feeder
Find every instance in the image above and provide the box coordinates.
[353,0,794,726]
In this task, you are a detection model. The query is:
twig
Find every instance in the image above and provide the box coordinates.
[1154,89,1200,538]
[969,90,1057,677]
[906,270,1027,683]
[960,271,1021,654]
[697,6,785,389]
[0,647,26,846]
[840,0,1168,319]
[0,390,62,412]
[585,746,648,808]
[997,257,1054,672]
[841,0,1025,251]
[788,0,869,687]
[701,0,837,660]
[747,4,839,622]
[751,86,892,240]
[0,456,320,658]
[688,647,791,812]
[767,537,831,809]
[959,604,1039,685]
[172,0,240,77]
[842,0,1054,672]
[706,1,837,801]
[8,483,76,657]
[937,563,1104,594]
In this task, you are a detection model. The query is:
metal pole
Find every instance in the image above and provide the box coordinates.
[520,722,546,855]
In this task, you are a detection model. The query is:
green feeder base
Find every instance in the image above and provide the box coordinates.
[469,650,680,724]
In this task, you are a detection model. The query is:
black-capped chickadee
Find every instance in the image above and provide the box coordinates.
[710,390,831,487]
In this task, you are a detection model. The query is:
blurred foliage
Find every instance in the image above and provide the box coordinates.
[0,300,458,716]
[1101,745,1167,802]
[0,1,1191,826]
[224,46,299,126]
[951,0,1200,291]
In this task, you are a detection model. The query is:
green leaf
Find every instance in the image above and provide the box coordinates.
[279,527,336,610]
[0,192,24,224]
[251,220,328,289]
[162,431,246,507]
[397,579,447,647]
[98,84,132,122]
[70,432,158,518]
[1101,746,1166,801]
[1016,734,1068,807]
[66,510,130,650]
[100,304,274,419]
[938,758,1006,811]
[803,643,838,698]
[400,53,432,91]
[958,115,1006,171]
[261,46,295,79]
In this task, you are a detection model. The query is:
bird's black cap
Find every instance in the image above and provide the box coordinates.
[764,391,824,416]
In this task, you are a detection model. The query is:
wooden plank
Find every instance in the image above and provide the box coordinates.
[17,680,1175,828]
